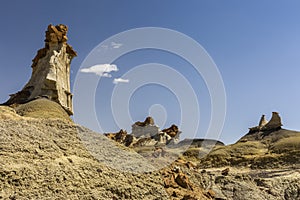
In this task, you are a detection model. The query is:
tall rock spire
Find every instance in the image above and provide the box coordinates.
[262,112,282,131]
[258,114,268,127]
[4,24,77,115]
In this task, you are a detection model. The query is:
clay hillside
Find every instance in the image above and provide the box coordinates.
[1,25,300,200]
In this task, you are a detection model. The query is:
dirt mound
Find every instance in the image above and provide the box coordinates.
[14,98,72,121]
[0,110,169,199]
[199,129,300,169]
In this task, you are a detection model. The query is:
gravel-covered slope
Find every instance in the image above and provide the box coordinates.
[0,105,169,199]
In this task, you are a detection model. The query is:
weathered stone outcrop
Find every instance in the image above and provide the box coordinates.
[153,124,182,145]
[106,117,183,148]
[162,124,181,139]
[4,24,77,115]
[104,129,134,147]
[134,116,155,127]
[131,116,160,138]
[161,159,211,199]
[153,132,173,144]
[262,112,282,131]
[249,112,282,133]
[131,117,182,145]
[259,114,268,127]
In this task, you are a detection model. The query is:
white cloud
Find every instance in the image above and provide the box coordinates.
[111,42,123,49]
[100,45,108,49]
[113,78,129,84]
[99,42,123,49]
[102,73,112,78]
[80,64,118,77]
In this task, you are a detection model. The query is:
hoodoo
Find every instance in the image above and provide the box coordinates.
[4,24,77,115]
[249,112,282,133]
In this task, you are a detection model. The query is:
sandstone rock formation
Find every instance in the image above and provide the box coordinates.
[262,112,283,131]
[249,112,282,133]
[152,132,173,145]
[162,124,181,139]
[161,160,209,199]
[4,24,77,115]
[104,129,135,147]
[132,117,181,144]
[259,114,268,127]
[134,116,155,127]
[131,116,160,138]
[106,120,182,148]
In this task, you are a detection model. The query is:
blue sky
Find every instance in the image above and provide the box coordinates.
[1,1,300,144]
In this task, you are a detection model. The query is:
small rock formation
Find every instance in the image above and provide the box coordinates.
[163,165,192,189]
[262,112,283,131]
[161,160,210,199]
[153,132,173,145]
[149,124,182,145]
[259,115,268,127]
[4,24,77,115]
[104,129,134,147]
[134,116,155,127]
[131,116,160,138]
[249,112,282,133]
[105,117,182,147]
[175,172,191,189]
[162,124,181,139]
[131,117,182,145]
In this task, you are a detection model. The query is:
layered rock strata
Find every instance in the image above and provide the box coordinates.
[4,24,77,115]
